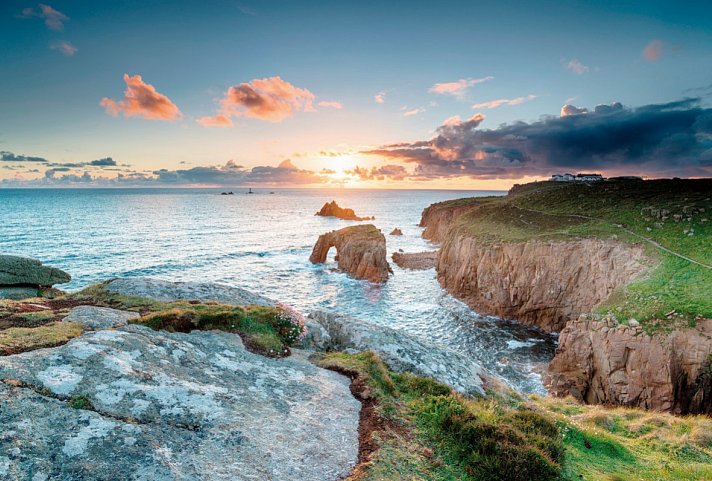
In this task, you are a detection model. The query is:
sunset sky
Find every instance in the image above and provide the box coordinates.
[1,0,711,189]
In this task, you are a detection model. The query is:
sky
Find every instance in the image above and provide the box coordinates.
[1,0,711,189]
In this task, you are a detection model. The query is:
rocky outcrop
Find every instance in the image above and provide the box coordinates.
[546,316,712,414]
[63,306,139,330]
[105,278,274,306]
[0,321,359,480]
[436,237,648,332]
[309,225,392,283]
[305,310,488,395]
[315,201,373,221]
[0,255,71,300]
[389,228,403,236]
[392,251,438,270]
[419,201,478,242]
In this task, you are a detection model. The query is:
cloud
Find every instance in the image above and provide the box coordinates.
[1,151,48,162]
[198,76,315,126]
[100,74,182,121]
[49,41,77,56]
[472,95,536,109]
[346,164,408,181]
[362,99,712,179]
[318,101,343,109]
[429,77,494,98]
[403,107,426,117]
[88,157,116,166]
[20,4,69,31]
[565,59,589,75]
[560,104,589,116]
[643,40,665,62]
[374,92,386,104]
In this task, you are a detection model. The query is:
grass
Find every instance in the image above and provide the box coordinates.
[316,351,712,481]
[533,395,712,481]
[0,321,84,355]
[440,179,712,327]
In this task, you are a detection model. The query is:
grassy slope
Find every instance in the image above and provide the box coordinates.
[317,352,712,481]
[443,179,712,328]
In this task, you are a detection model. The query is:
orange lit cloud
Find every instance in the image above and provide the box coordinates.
[199,76,316,126]
[472,95,536,109]
[100,74,182,121]
[403,107,425,117]
[429,77,493,98]
[318,100,343,109]
[643,40,665,62]
[374,92,386,104]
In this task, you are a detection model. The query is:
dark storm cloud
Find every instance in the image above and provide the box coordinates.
[88,157,117,166]
[1,151,48,163]
[363,99,712,179]
[152,159,326,185]
[346,164,409,181]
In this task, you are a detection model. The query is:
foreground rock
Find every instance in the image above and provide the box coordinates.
[437,238,648,332]
[392,251,438,270]
[0,323,359,480]
[0,255,71,300]
[305,310,487,395]
[106,278,274,306]
[315,200,373,221]
[63,306,140,330]
[309,225,392,283]
[546,316,712,414]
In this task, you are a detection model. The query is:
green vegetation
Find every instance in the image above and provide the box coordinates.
[316,351,712,481]
[445,179,712,327]
[533,396,712,481]
[68,395,94,410]
[0,321,84,355]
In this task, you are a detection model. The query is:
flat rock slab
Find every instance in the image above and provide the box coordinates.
[0,255,71,287]
[307,310,487,395]
[391,251,438,270]
[0,325,359,481]
[106,278,274,307]
[0,286,39,301]
[63,306,140,330]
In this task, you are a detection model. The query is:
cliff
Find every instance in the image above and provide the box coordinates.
[436,236,648,332]
[546,316,712,414]
[310,224,392,283]
[421,179,712,413]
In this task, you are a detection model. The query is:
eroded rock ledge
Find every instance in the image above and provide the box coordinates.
[309,225,392,283]
[545,316,712,414]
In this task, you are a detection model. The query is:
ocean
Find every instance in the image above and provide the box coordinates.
[0,187,555,393]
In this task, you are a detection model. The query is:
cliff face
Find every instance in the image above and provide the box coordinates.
[419,202,478,243]
[546,317,712,414]
[436,235,648,332]
[310,224,392,283]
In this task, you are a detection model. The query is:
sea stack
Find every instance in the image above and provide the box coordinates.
[309,225,392,283]
[315,201,374,221]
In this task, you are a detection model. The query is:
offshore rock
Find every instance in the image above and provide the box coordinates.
[0,324,359,480]
[105,278,274,306]
[546,317,712,414]
[389,228,403,236]
[315,200,373,221]
[392,251,438,270]
[309,225,392,283]
[307,310,487,395]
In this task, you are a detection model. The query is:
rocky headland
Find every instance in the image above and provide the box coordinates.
[419,179,712,414]
[315,200,374,221]
[309,224,392,283]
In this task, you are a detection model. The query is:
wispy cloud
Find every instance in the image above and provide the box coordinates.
[20,4,69,31]
[49,41,77,56]
[198,76,315,126]
[374,92,386,104]
[100,74,182,121]
[472,95,536,109]
[643,40,665,62]
[429,77,493,98]
[318,100,343,109]
[403,107,426,117]
[565,59,589,75]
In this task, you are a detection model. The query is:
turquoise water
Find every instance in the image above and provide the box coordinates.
[0,188,555,393]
